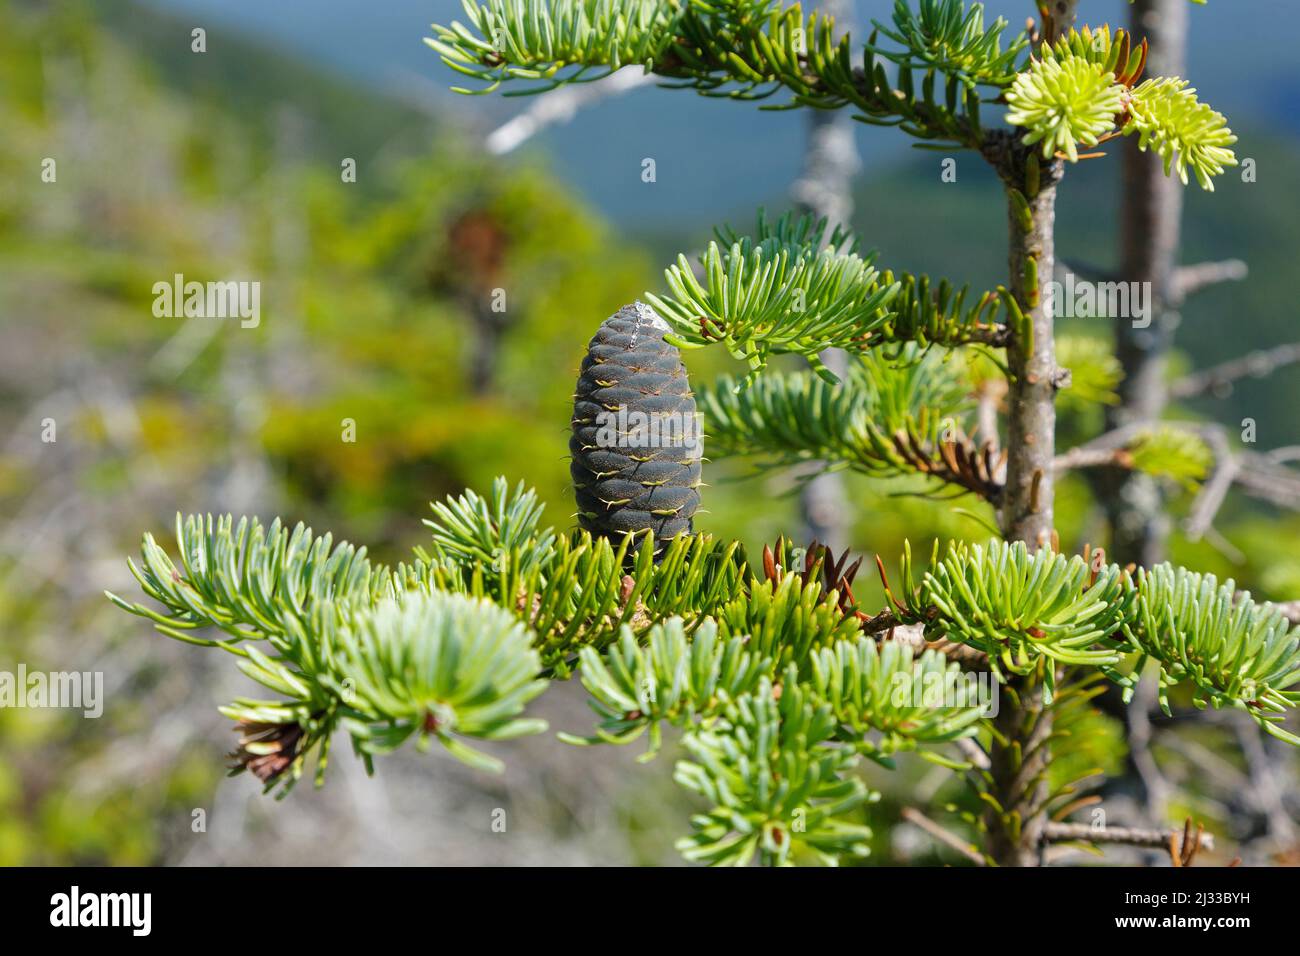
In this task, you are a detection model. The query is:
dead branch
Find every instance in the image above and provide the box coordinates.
[1171,341,1300,400]
[1172,258,1248,301]
[901,806,986,865]
[1042,821,1214,852]
[484,69,655,155]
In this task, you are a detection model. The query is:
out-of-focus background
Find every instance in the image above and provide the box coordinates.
[2,0,1298,865]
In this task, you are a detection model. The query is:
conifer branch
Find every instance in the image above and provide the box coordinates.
[648,212,1013,377]
[430,3,1237,189]
[674,674,875,866]
[1123,564,1300,744]
[891,538,1134,684]
[428,0,997,146]
[108,477,1300,858]
[695,343,1004,499]
[1005,24,1235,190]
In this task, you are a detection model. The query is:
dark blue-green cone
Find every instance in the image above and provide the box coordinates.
[571,302,702,549]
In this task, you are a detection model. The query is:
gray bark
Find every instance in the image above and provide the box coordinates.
[1100,0,1190,568]
[792,0,859,555]
[978,0,1079,868]
[1087,0,1188,843]
[1001,174,1061,548]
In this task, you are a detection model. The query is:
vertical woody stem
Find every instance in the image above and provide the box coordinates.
[1086,0,1190,839]
[981,150,1064,867]
[986,680,1055,866]
[794,0,859,555]
[978,0,1080,867]
[1002,172,1060,547]
[1101,0,1190,568]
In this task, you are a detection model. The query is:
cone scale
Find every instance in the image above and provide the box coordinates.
[570,302,702,549]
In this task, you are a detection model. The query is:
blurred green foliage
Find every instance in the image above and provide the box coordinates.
[3,0,1298,864]
[0,0,657,863]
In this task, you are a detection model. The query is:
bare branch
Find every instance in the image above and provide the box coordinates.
[485,69,654,155]
[1056,422,1300,534]
[1053,423,1144,474]
[1173,258,1248,301]
[1160,731,1249,792]
[1177,427,1300,541]
[1201,524,1247,565]
[1042,821,1215,852]
[1234,715,1298,847]
[1184,426,1237,540]
[1126,676,1170,823]
[1053,445,1132,473]
[956,736,991,771]
[1225,450,1300,511]
[1266,446,1300,464]
[1170,342,1300,400]
[1272,600,1300,626]
[975,379,1005,463]
[901,806,986,865]
[871,619,990,671]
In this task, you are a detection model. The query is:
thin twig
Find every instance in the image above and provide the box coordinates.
[1230,450,1300,509]
[1053,445,1132,473]
[1042,821,1215,851]
[901,806,986,865]
[484,68,655,155]
[1184,426,1237,540]
[1172,258,1248,301]
[1052,422,1146,473]
[1160,732,1249,791]
[1233,715,1298,846]
[875,620,989,670]
[1272,600,1300,626]
[975,379,1004,462]
[1056,422,1300,534]
[956,736,991,770]
[1170,341,1300,400]
[1126,675,1170,824]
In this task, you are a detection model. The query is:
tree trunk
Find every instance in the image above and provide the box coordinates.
[979,0,1079,867]
[1001,172,1061,548]
[980,148,1064,866]
[793,0,859,556]
[1084,0,1187,851]
[1101,0,1189,568]
[986,678,1054,866]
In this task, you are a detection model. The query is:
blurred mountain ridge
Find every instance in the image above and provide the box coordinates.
[121,0,1300,228]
